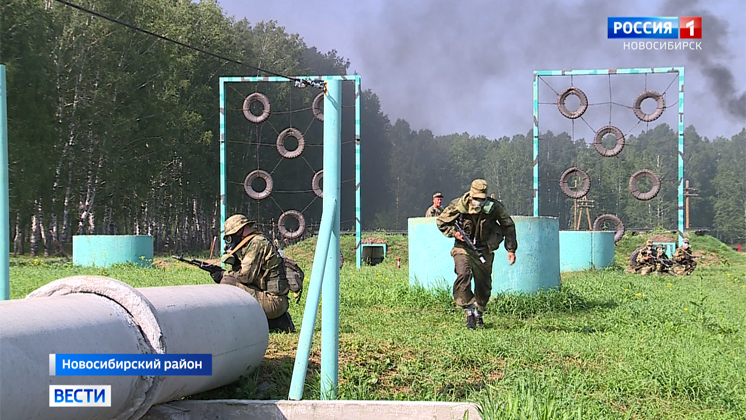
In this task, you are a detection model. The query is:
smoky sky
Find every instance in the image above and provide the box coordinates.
[215,0,746,140]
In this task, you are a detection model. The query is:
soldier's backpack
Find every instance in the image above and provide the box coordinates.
[281,256,304,303]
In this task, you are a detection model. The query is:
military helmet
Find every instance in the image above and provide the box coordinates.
[683,238,690,244]
[223,214,254,238]
[646,239,654,246]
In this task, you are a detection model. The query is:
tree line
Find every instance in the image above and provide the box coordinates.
[2,0,744,258]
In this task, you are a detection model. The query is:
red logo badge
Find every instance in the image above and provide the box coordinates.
[679,17,702,39]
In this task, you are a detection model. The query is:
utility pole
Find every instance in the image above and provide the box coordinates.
[684,180,698,229]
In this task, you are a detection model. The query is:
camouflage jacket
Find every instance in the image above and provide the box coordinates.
[425,205,443,217]
[673,247,692,262]
[436,192,517,254]
[227,233,282,292]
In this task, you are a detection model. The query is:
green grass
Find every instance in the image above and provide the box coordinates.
[7,233,746,419]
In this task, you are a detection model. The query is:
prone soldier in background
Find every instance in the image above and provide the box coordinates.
[672,238,698,276]
[635,239,657,275]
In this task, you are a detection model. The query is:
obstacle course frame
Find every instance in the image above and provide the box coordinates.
[532,67,685,245]
[219,75,362,268]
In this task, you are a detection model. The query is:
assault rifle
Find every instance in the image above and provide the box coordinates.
[649,254,672,269]
[172,255,224,278]
[454,220,487,264]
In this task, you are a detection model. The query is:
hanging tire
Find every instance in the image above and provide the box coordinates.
[632,90,665,122]
[278,210,306,239]
[628,169,661,201]
[312,93,324,121]
[312,170,323,198]
[593,126,625,157]
[557,87,588,119]
[244,170,273,200]
[559,167,591,199]
[593,214,625,243]
[242,93,271,123]
[276,128,305,159]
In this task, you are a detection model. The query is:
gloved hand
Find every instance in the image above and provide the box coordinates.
[507,252,516,265]
[210,270,224,284]
[220,273,238,286]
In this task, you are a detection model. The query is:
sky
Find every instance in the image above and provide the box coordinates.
[215,0,746,141]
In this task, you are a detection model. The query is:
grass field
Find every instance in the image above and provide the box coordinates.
[7,233,746,419]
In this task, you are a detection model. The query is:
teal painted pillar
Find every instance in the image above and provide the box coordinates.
[532,73,539,217]
[355,77,362,269]
[0,66,9,300]
[677,68,685,246]
[219,80,227,254]
[288,201,336,400]
[321,80,341,399]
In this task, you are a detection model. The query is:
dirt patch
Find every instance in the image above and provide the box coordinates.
[649,234,677,242]
[362,236,388,245]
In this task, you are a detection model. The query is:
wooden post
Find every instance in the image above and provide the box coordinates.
[685,179,690,229]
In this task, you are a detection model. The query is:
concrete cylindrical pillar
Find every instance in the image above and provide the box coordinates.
[0,276,268,420]
[559,231,615,272]
[408,216,561,294]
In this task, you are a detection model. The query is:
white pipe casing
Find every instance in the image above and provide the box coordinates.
[0,275,269,420]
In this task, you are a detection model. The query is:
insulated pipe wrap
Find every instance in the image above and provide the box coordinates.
[0,276,269,420]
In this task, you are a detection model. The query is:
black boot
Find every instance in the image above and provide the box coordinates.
[268,312,296,333]
[466,309,476,330]
[475,310,484,327]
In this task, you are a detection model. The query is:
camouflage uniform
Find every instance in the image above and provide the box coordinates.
[635,240,657,275]
[425,192,444,217]
[220,215,292,330]
[653,246,671,274]
[672,239,697,275]
[436,180,517,323]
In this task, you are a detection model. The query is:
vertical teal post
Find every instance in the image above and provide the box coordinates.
[219,79,227,252]
[321,79,341,398]
[0,66,9,300]
[532,72,539,217]
[677,67,685,246]
[355,77,362,268]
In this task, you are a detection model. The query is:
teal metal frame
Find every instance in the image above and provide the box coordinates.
[0,65,9,300]
[219,75,362,268]
[533,67,685,246]
[220,76,359,400]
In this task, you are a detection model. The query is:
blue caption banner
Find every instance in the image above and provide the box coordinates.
[49,354,212,376]
[608,17,679,39]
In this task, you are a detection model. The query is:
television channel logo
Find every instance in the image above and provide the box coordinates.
[49,385,111,407]
[608,17,702,39]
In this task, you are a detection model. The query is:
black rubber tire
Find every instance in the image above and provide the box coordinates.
[628,169,661,201]
[312,93,324,121]
[632,90,665,122]
[630,247,643,268]
[243,170,273,200]
[593,214,625,243]
[593,126,625,157]
[557,87,588,119]
[242,93,271,123]
[276,128,305,159]
[559,167,591,199]
[312,170,323,198]
[278,210,306,239]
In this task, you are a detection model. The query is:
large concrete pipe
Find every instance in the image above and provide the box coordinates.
[0,276,269,420]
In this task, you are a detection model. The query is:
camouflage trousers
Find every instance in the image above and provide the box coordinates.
[233,282,289,320]
[451,248,495,312]
[638,263,656,276]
